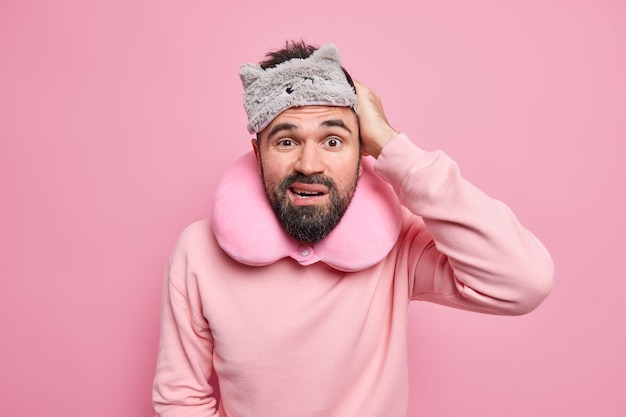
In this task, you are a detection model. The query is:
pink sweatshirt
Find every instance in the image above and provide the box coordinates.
[152,134,554,417]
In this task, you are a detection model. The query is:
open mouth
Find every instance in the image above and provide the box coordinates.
[290,188,325,198]
[287,183,329,204]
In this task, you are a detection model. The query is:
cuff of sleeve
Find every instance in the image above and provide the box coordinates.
[373,133,440,191]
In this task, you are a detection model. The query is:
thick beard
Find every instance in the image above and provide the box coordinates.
[262,169,359,244]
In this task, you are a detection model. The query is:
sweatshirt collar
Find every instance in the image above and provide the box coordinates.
[210,152,402,272]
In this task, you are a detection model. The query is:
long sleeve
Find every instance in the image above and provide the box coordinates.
[375,134,554,315]
[152,232,220,417]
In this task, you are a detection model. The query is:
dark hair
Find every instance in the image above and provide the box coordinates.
[259,40,355,89]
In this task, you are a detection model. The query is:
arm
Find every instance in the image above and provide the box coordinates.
[355,81,554,315]
[152,231,220,417]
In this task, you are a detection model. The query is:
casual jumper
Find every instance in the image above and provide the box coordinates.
[153,134,554,417]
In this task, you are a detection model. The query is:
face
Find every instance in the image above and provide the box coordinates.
[252,105,362,244]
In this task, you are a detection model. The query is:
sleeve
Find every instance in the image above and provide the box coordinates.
[375,134,554,315]
[152,234,220,417]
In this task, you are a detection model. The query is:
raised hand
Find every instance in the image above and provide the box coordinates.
[354,80,400,158]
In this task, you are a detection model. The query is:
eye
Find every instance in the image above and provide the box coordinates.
[323,137,343,149]
[276,138,295,147]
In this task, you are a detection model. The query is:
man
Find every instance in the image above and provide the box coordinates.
[152,41,554,417]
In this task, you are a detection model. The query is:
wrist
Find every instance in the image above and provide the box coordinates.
[365,127,399,158]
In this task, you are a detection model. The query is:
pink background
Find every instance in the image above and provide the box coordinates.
[1,1,624,416]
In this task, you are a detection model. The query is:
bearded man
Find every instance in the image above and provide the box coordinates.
[152,41,554,417]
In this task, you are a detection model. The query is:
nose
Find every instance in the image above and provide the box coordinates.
[294,142,325,175]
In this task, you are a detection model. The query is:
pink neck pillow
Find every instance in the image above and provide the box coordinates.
[210,152,402,272]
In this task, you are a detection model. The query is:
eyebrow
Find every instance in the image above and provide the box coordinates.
[267,119,353,141]
[321,119,353,134]
[267,123,298,141]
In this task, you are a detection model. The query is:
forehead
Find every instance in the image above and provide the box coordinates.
[266,105,358,130]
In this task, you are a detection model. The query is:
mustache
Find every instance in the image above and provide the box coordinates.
[280,173,338,191]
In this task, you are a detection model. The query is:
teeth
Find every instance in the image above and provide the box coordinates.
[293,190,322,197]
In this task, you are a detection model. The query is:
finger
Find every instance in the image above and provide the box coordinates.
[353,79,368,95]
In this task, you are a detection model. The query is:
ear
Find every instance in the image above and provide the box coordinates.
[239,64,265,89]
[251,138,262,174]
[311,43,342,65]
